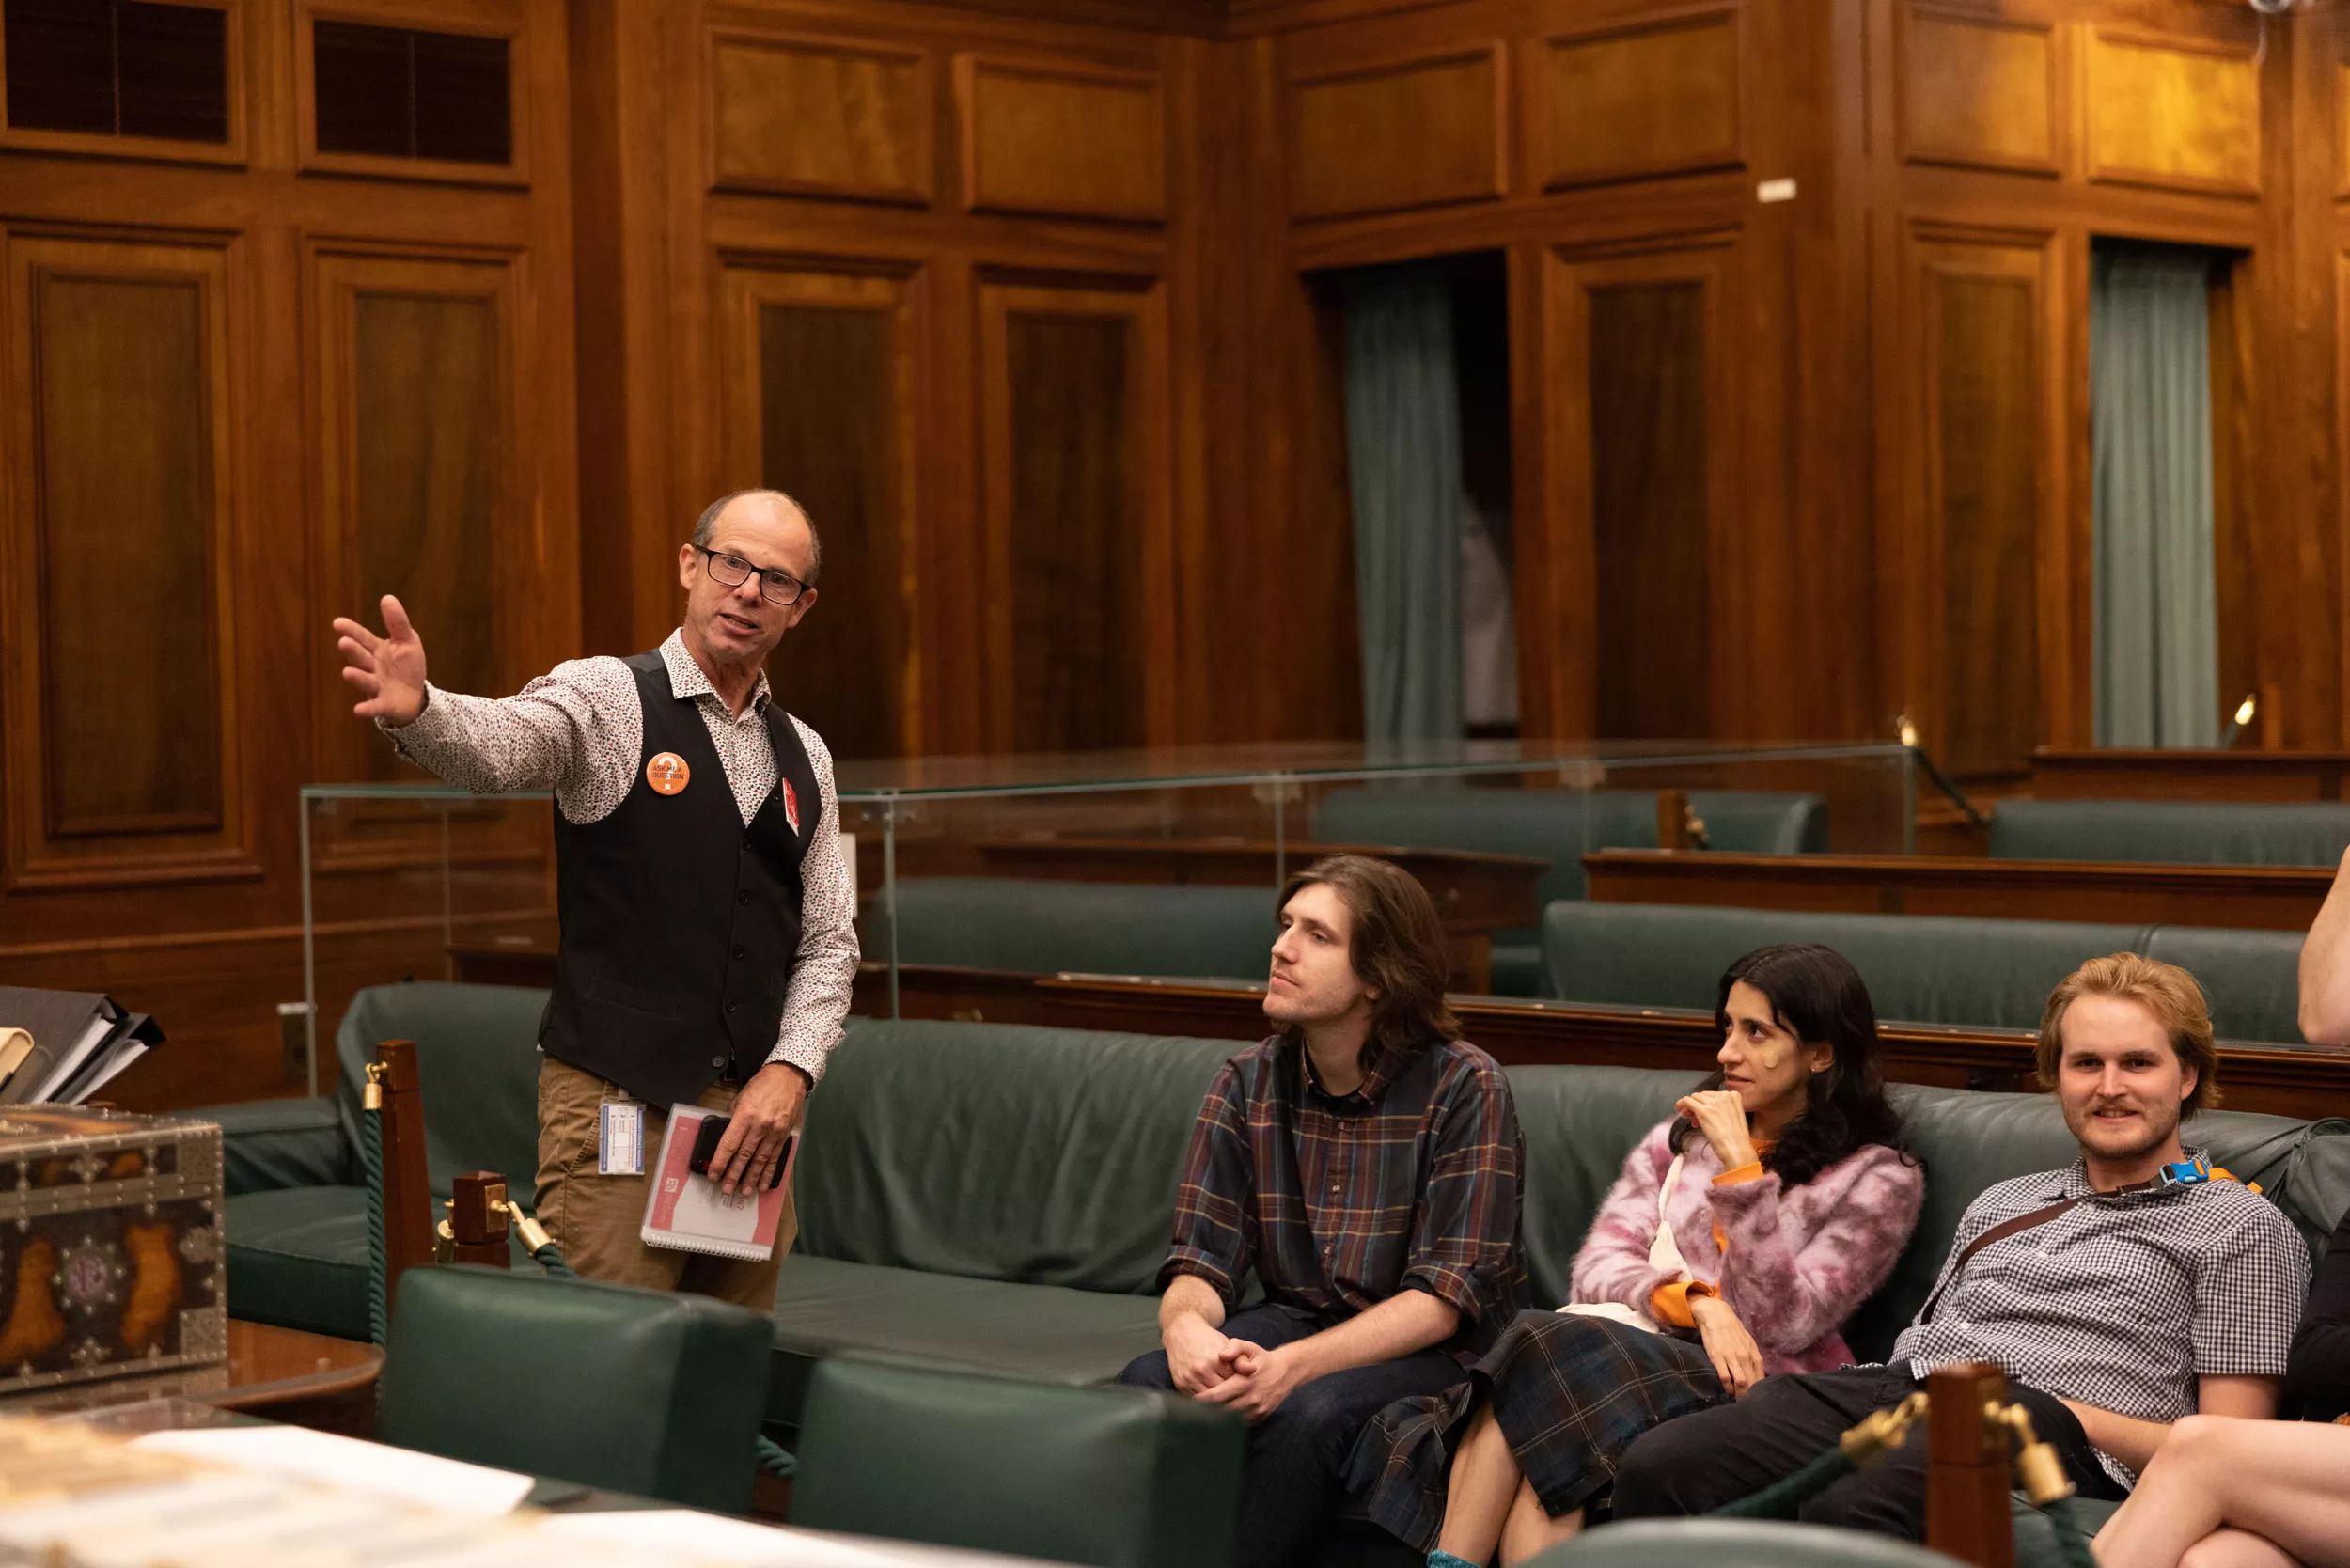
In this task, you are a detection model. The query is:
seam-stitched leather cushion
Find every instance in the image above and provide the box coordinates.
[1991,799,2350,867]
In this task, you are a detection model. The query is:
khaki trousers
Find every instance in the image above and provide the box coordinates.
[533,1055,794,1310]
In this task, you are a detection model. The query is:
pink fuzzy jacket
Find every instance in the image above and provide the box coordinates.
[1568,1121,1925,1374]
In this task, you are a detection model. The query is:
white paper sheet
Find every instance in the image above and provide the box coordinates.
[534,1511,912,1565]
[132,1426,536,1517]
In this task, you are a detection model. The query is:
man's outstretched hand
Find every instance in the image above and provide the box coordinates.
[335,594,429,727]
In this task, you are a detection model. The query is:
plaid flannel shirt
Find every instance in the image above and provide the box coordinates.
[1160,1033,1528,1354]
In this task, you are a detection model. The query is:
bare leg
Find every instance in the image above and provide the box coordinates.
[1436,1404,1522,1566]
[2177,1531,2301,1568]
[2095,1416,2350,1568]
[1498,1477,1583,1566]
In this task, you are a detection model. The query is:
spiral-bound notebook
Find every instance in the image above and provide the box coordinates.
[639,1105,795,1262]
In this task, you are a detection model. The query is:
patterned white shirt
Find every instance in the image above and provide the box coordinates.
[1890,1148,2309,1487]
[381,630,859,1083]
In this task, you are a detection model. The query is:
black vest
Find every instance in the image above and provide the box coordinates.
[539,651,820,1105]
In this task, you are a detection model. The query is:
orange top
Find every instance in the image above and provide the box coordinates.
[1649,1139,1775,1328]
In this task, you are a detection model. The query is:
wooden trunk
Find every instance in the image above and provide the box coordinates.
[0,1107,227,1400]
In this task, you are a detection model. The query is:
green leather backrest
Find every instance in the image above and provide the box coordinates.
[1499,1063,2346,1363]
[1530,1520,1969,1567]
[870,877,1274,980]
[1542,903,2153,1032]
[2139,925,2307,1044]
[1507,1066,1695,1309]
[378,1264,771,1513]
[1312,788,1828,905]
[796,1357,1244,1568]
[335,982,547,1200]
[1990,798,2350,866]
[792,1020,1244,1292]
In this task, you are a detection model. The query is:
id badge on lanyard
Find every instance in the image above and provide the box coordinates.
[599,1096,645,1176]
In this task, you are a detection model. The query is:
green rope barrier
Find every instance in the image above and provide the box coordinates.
[1707,1447,1856,1519]
[755,1436,797,1478]
[528,1242,576,1279]
[360,1066,389,1349]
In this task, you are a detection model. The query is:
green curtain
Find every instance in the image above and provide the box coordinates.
[2091,243,2219,747]
[1340,268,1464,745]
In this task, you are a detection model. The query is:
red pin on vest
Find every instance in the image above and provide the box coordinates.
[646,752,690,795]
[782,777,800,833]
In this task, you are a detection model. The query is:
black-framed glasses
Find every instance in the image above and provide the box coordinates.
[697,546,807,605]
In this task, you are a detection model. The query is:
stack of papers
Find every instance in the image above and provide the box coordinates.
[0,985,165,1105]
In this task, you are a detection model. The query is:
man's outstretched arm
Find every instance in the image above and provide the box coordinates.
[336,592,627,810]
[2302,845,2350,1043]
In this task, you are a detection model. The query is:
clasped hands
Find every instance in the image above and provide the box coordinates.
[1165,1316,1309,1420]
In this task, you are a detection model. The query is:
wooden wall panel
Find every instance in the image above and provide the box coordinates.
[979,279,1172,751]
[718,263,921,760]
[309,250,520,784]
[1915,239,2054,779]
[1536,12,1741,191]
[2086,31,2260,196]
[1590,281,1713,737]
[958,56,1166,220]
[1900,9,2055,175]
[1290,47,1504,220]
[709,32,931,203]
[2,234,243,885]
[1541,238,1736,742]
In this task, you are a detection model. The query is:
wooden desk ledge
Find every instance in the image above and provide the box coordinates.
[1583,849,2336,931]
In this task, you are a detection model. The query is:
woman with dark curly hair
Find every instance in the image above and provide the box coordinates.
[1347,943,1924,1568]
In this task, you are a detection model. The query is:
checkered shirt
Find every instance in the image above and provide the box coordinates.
[1160,1035,1528,1354]
[1890,1149,2308,1488]
[381,629,859,1083]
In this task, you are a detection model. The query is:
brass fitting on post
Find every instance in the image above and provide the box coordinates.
[363,1060,386,1111]
[504,1200,553,1254]
[1841,1391,1930,1465]
[1988,1402,2075,1505]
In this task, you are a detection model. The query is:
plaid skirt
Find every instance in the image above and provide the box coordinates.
[1344,1309,1729,1551]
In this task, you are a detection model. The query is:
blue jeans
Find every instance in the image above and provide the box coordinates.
[1120,1303,1466,1568]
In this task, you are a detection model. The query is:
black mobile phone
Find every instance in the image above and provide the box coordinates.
[688,1115,789,1189]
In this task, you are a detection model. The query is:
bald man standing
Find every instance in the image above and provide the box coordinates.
[333,489,858,1308]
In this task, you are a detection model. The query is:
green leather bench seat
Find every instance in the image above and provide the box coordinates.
[1541,903,2310,1043]
[203,980,550,1339]
[770,1024,2350,1436]
[211,992,2350,1512]
[382,1264,773,1515]
[766,1256,1165,1441]
[1312,788,1828,995]
[1990,798,2350,866]
[871,876,1275,980]
[793,1357,1245,1568]
[769,1018,1237,1432]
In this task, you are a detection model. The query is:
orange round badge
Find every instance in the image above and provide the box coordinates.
[646,753,690,795]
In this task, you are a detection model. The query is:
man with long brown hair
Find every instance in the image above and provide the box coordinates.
[1121,855,1527,1568]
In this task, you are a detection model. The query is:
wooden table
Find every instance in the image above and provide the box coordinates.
[1582,849,2336,931]
[1,1321,382,1435]
[214,1320,382,1422]
[2031,748,2350,803]
[974,837,1546,990]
